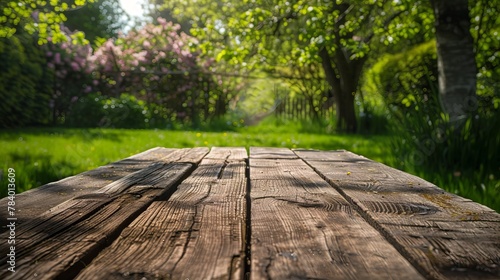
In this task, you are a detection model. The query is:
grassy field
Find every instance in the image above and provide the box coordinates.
[0,122,391,193]
[1,120,498,212]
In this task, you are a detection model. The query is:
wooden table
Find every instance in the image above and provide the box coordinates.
[1,147,499,280]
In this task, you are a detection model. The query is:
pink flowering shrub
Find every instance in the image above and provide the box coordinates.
[87,18,214,125]
[46,18,237,127]
[45,26,95,123]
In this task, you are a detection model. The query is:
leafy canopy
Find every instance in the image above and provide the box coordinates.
[0,0,96,44]
[157,0,433,71]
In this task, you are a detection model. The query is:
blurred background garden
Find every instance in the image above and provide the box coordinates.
[0,0,498,211]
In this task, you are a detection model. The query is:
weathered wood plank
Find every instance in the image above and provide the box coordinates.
[0,163,194,280]
[205,146,248,160]
[2,146,496,280]
[0,148,210,280]
[166,147,213,163]
[75,151,247,280]
[250,147,298,159]
[249,156,423,279]
[250,159,314,180]
[296,149,500,279]
[0,148,202,242]
[189,159,247,181]
[0,147,176,228]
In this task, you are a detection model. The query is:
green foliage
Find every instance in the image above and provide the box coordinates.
[388,108,500,214]
[63,0,127,44]
[235,77,280,118]
[471,0,500,113]
[356,97,389,134]
[88,19,238,127]
[160,0,432,69]
[366,40,438,112]
[65,93,149,128]
[155,0,436,133]
[360,41,439,134]
[0,0,96,45]
[366,40,499,210]
[0,34,52,128]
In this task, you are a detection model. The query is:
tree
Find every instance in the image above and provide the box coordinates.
[0,0,96,44]
[63,0,128,44]
[146,1,192,34]
[157,0,432,133]
[430,0,477,124]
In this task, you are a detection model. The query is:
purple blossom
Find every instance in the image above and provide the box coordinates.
[44,17,214,120]
[54,53,61,64]
[71,62,80,71]
[157,17,167,26]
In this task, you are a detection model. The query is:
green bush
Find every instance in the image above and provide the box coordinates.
[65,93,149,128]
[0,34,53,128]
[366,40,439,113]
[356,97,389,134]
[369,40,499,171]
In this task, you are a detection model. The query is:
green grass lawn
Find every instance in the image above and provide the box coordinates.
[1,121,498,212]
[0,124,390,193]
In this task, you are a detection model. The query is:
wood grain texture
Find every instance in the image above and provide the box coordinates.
[250,159,314,181]
[165,147,211,163]
[249,156,423,280]
[0,148,201,247]
[0,148,209,279]
[0,163,194,280]
[2,147,497,280]
[205,146,248,160]
[250,147,298,159]
[0,163,191,279]
[0,147,176,228]
[296,149,500,280]
[75,150,247,280]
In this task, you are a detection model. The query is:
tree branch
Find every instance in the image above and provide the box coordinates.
[364,10,405,44]
[319,47,341,95]
[269,12,298,35]
[334,4,354,25]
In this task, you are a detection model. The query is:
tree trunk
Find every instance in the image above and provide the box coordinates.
[430,0,477,123]
[319,47,363,133]
[334,89,357,132]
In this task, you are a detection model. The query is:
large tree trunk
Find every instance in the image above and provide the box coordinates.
[335,89,357,133]
[430,0,477,123]
[319,47,364,133]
